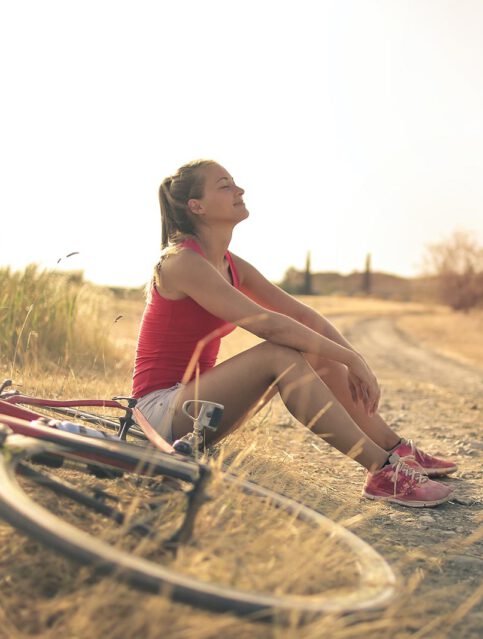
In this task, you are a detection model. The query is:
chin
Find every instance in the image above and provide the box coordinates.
[233,211,248,227]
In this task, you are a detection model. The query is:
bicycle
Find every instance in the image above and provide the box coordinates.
[0,383,396,620]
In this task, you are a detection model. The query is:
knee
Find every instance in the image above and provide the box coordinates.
[304,353,345,380]
[256,341,305,368]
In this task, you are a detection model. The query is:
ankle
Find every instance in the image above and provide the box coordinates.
[370,453,392,474]
[384,437,402,453]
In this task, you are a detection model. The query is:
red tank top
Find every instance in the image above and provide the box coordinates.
[132,238,239,398]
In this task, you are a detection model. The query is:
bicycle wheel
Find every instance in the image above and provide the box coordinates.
[0,420,396,620]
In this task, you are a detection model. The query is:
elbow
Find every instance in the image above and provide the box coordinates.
[253,312,290,342]
[256,324,276,342]
[239,309,282,341]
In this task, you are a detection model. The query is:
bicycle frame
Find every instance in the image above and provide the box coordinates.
[0,386,180,452]
[0,383,224,457]
[1,390,134,430]
[0,389,398,619]
[0,410,201,481]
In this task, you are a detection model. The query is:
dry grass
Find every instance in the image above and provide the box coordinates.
[0,292,482,638]
[0,265,124,374]
[0,390,382,638]
[397,308,483,367]
[294,295,430,318]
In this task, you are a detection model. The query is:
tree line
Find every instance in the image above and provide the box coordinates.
[282,230,483,312]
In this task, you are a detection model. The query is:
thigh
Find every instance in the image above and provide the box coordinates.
[171,342,285,442]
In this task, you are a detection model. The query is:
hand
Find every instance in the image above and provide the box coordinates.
[347,353,380,417]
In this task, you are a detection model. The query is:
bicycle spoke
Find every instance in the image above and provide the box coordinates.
[0,421,396,619]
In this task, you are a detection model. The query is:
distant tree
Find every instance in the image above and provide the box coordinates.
[424,230,483,311]
[303,251,313,295]
[363,253,372,295]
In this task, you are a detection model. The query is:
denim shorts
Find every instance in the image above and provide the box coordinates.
[135,383,184,444]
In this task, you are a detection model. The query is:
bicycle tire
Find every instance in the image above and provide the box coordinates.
[0,423,396,620]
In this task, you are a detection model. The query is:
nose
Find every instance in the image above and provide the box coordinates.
[236,184,244,196]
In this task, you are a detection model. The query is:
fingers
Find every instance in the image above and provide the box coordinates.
[367,382,381,417]
[359,380,380,417]
[348,378,357,403]
[348,369,381,417]
[349,375,365,405]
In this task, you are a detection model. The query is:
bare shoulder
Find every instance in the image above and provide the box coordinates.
[158,248,268,325]
[161,245,204,273]
[157,247,209,298]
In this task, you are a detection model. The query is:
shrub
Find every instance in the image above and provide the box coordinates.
[424,230,483,312]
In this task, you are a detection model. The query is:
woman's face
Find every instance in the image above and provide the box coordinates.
[189,163,249,225]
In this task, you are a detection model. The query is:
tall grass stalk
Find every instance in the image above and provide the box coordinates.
[0,264,120,372]
[10,303,33,375]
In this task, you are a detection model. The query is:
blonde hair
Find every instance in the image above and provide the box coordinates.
[152,159,216,289]
[159,159,216,248]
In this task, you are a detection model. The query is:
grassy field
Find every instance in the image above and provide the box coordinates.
[0,276,482,638]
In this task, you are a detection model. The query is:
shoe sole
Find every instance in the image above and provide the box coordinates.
[362,490,452,507]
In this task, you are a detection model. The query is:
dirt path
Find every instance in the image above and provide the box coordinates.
[345,315,483,397]
[329,314,483,637]
[229,311,483,637]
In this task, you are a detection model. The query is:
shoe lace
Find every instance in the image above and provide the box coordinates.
[391,457,428,495]
[404,438,432,462]
[402,438,416,456]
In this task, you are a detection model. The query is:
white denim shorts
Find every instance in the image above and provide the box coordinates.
[135,383,184,444]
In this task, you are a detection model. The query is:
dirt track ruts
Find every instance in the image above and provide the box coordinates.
[344,315,483,398]
[328,313,483,638]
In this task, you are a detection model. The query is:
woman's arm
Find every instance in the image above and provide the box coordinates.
[232,254,357,352]
[232,253,379,412]
[161,250,380,414]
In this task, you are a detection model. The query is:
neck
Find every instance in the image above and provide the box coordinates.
[194,225,234,267]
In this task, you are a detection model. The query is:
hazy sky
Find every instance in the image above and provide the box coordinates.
[1,0,482,287]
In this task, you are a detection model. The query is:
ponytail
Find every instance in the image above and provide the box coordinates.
[151,159,216,289]
[158,159,215,248]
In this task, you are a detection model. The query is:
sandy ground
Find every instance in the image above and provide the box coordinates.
[222,311,483,637]
[327,313,483,636]
[0,301,482,638]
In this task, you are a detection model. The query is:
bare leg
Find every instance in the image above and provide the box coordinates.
[171,342,389,472]
[304,354,400,451]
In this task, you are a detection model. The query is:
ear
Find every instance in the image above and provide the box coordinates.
[187,198,204,216]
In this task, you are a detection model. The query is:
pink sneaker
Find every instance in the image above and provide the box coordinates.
[363,454,453,507]
[392,438,457,477]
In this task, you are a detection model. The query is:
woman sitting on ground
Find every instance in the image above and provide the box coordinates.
[132,159,456,508]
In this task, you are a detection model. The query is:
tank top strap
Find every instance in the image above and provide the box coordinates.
[179,237,239,288]
[179,237,206,256]
[225,251,239,288]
